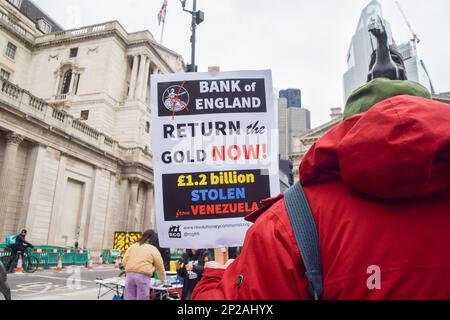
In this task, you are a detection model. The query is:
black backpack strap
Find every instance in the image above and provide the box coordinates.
[284,182,323,300]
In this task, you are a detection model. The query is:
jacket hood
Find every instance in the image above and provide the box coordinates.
[300,95,450,199]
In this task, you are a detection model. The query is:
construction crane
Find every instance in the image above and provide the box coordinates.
[395,1,421,50]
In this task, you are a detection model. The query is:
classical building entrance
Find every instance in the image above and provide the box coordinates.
[56,179,84,247]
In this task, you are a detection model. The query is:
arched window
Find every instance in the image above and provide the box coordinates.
[61,69,72,94]
[146,121,150,133]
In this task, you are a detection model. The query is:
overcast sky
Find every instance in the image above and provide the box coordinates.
[34,0,450,127]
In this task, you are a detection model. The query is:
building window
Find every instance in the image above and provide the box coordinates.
[70,48,79,58]
[61,69,73,94]
[0,69,10,81]
[8,0,23,8]
[5,42,17,60]
[80,110,89,120]
[37,19,52,34]
[146,121,150,133]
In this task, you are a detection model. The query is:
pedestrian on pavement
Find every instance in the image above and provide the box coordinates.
[192,78,450,298]
[176,249,212,300]
[122,230,166,300]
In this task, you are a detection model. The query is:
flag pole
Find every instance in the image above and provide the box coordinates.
[159,0,168,45]
[160,19,166,45]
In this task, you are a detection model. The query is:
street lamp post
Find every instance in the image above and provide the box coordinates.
[180,0,205,72]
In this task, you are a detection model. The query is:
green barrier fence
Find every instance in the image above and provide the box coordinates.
[101,249,121,264]
[1,244,186,269]
[74,250,89,266]
[0,244,90,268]
[0,244,10,266]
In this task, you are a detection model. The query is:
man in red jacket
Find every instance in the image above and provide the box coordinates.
[192,79,450,300]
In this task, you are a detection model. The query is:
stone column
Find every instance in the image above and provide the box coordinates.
[127,177,140,231]
[0,132,24,238]
[47,153,68,245]
[101,172,116,250]
[143,184,154,230]
[128,55,139,99]
[119,178,130,230]
[141,57,151,101]
[69,72,76,95]
[84,167,101,249]
[135,55,147,102]
[54,71,61,95]
[17,144,46,237]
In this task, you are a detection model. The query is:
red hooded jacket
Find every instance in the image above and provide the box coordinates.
[192,95,450,300]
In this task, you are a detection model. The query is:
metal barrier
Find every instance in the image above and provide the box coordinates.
[31,248,47,267]
[74,250,89,266]
[101,249,121,264]
[0,244,191,269]
[101,249,112,264]
[47,248,61,266]
[62,249,75,265]
[0,246,10,266]
[0,244,91,268]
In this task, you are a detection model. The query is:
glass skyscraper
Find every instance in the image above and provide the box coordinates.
[343,0,433,101]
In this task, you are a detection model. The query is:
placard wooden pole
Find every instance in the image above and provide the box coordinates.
[208,66,230,265]
[208,66,220,73]
[214,247,229,265]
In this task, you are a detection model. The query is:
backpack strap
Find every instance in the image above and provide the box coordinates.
[284,182,323,300]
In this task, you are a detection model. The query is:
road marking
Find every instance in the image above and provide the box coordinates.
[19,287,110,300]
[8,267,117,277]
[22,274,93,283]
[63,288,102,297]
[11,281,89,298]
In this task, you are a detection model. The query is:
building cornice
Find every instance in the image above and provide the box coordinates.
[0,15,35,47]
[33,21,183,73]
[432,94,450,105]
[298,117,341,141]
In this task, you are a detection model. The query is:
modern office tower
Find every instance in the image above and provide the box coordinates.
[278,91,311,160]
[279,88,302,109]
[343,0,434,101]
[343,0,395,101]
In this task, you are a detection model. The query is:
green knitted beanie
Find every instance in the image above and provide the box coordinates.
[344,78,432,119]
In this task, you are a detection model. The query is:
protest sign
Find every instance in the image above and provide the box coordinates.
[151,70,279,248]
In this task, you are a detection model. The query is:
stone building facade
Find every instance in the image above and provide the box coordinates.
[0,0,185,250]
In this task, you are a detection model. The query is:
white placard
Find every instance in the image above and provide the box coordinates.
[151,70,279,248]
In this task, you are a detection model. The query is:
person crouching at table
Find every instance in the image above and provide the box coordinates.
[122,230,166,300]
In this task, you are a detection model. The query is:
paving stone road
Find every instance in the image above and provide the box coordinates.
[7,266,122,300]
